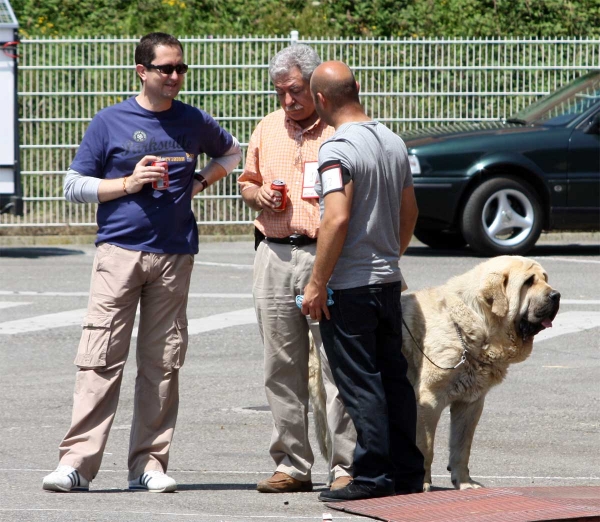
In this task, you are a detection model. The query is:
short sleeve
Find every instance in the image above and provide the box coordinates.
[317,141,353,196]
[317,159,352,196]
[69,115,109,178]
[197,110,234,159]
[237,121,263,191]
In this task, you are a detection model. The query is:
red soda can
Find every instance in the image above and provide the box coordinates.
[152,161,169,190]
[271,179,287,212]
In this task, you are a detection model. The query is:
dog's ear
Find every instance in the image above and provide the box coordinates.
[480,272,508,317]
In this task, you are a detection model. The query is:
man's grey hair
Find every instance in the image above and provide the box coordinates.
[269,44,321,82]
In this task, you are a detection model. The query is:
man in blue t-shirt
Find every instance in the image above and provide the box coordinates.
[302,61,424,502]
[42,32,241,494]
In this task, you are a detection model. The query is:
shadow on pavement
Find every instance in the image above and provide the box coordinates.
[0,247,87,259]
[528,244,600,256]
[178,483,265,491]
[178,482,332,492]
[406,244,600,258]
[43,484,262,493]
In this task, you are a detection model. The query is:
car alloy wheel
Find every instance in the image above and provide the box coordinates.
[461,176,543,256]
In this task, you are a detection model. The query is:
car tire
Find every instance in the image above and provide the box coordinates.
[413,228,467,249]
[461,176,543,256]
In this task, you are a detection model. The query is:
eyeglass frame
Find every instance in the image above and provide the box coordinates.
[144,63,189,75]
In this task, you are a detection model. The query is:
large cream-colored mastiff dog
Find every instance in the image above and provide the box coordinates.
[309,255,560,492]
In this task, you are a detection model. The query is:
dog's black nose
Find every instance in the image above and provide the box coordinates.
[548,290,561,302]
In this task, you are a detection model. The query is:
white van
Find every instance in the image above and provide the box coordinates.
[0,0,21,216]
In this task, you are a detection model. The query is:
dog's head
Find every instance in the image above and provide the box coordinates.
[478,256,560,343]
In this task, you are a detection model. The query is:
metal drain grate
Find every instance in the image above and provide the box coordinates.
[327,486,600,522]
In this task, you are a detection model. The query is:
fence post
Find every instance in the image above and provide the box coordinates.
[290,30,299,45]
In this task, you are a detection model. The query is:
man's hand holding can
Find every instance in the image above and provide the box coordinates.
[125,156,169,194]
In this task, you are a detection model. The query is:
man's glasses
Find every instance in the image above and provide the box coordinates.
[145,63,189,75]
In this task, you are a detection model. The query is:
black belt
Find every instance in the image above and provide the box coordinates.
[266,234,317,247]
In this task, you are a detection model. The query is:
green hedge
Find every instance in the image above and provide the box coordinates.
[11,0,600,38]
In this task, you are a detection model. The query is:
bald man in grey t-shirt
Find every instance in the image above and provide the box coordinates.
[302,61,424,503]
[315,119,412,290]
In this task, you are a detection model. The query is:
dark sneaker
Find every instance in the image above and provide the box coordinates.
[257,472,313,493]
[42,465,89,492]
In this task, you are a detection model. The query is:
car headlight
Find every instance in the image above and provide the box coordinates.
[408,154,421,175]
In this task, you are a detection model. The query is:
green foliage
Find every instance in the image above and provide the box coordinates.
[11,0,600,38]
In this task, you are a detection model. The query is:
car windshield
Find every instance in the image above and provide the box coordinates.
[509,71,600,127]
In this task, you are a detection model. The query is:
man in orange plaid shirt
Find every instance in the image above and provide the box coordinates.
[238,44,356,494]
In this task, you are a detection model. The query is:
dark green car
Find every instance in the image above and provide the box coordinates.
[404,70,600,256]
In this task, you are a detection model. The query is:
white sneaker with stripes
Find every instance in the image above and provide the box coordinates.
[42,465,89,492]
[128,470,177,493]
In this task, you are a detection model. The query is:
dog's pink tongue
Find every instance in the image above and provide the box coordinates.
[542,319,553,328]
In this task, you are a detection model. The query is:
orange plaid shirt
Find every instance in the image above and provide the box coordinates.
[238,109,334,238]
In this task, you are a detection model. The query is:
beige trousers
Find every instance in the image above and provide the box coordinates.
[58,243,194,481]
[253,241,356,482]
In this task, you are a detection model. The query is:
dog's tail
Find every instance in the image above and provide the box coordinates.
[307,330,332,463]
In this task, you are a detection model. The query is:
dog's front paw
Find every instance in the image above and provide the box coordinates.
[423,482,432,492]
[450,466,484,490]
[459,480,483,490]
[454,479,484,490]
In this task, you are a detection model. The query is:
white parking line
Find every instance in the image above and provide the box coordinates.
[0,291,595,304]
[0,290,252,299]
[187,308,257,335]
[131,308,257,338]
[195,261,253,269]
[533,256,600,264]
[534,311,600,342]
[0,308,87,334]
[561,299,600,305]
[0,290,88,297]
[0,301,30,309]
[0,307,257,336]
[0,509,341,520]
[0,302,598,338]
[188,293,252,299]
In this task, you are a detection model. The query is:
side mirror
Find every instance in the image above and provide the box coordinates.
[583,112,600,135]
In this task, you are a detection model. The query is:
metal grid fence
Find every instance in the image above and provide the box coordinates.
[2,34,599,228]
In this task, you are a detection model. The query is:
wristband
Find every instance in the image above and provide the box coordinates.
[194,174,208,191]
[123,176,130,195]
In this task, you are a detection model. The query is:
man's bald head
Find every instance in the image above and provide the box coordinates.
[310,61,360,110]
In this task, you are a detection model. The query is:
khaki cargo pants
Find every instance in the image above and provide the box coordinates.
[58,243,194,482]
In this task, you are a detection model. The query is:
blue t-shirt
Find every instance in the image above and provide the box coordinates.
[70,97,234,254]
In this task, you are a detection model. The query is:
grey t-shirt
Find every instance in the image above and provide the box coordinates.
[316,120,413,290]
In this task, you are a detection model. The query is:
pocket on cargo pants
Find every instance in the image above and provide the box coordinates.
[164,317,188,370]
[74,313,114,369]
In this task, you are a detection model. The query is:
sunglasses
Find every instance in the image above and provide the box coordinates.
[145,63,189,75]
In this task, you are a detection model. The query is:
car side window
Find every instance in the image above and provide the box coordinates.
[534,86,600,126]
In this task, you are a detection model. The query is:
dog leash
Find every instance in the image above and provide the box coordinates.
[401,317,488,371]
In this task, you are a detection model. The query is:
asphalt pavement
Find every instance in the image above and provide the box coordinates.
[0,236,598,521]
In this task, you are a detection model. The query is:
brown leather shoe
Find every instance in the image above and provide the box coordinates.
[330,475,352,490]
[257,472,313,493]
